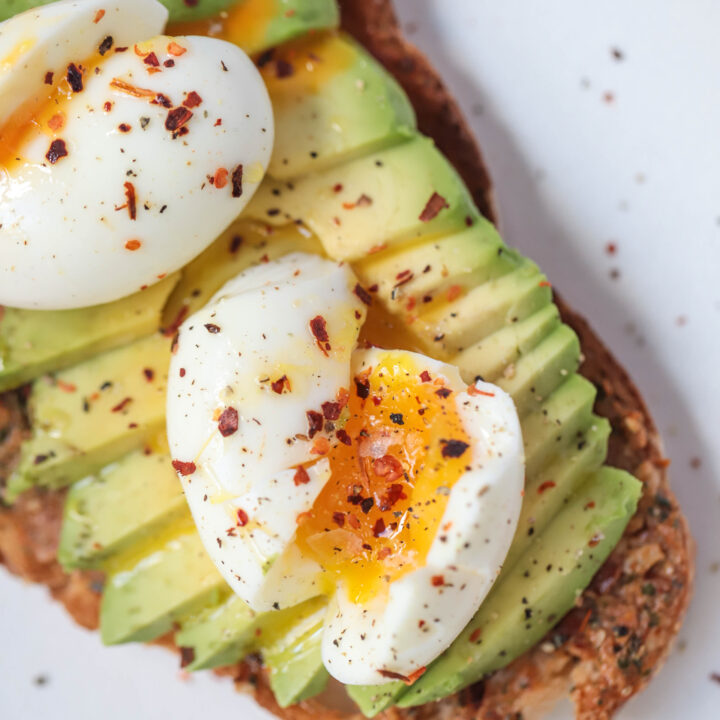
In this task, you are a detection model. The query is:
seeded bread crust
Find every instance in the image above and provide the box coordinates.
[0,2,693,719]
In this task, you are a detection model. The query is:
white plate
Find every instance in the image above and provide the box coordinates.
[1,1,718,717]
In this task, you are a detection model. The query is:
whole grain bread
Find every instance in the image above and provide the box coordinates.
[0,2,693,719]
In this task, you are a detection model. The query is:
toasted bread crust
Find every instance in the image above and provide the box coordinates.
[0,2,693,719]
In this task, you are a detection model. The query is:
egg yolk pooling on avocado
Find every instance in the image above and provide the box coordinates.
[295,353,471,605]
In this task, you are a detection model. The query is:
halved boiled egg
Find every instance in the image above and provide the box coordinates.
[0,0,272,309]
[167,253,525,685]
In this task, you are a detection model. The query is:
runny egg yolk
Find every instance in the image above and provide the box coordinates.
[295,355,472,605]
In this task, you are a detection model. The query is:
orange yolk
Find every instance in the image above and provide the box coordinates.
[167,0,277,54]
[295,355,472,605]
[0,55,102,171]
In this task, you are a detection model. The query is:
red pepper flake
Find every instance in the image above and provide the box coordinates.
[214,118,222,126]
[584,500,596,510]
[167,41,187,57]
[469,628,482,643]
[44,71,54,85]
[67,63,84,93]
[47,113,65,131]
[231,164,244,198]
[355,377,370,399]
[93,9,106,23]
[294,466,311,486]
[204,323,221,334]
[353,283,373,306]
[405,667,427,685]
[124,181,137,220]
[378,667,427,685]
[431,575,445,587]
[373,518,386,538]
[143,368,154,382]
[371,395,382,406]
[166,106,193,133]
[355,194,372,207]
[435,387,452,399]
[395,269,414,286]
[164,59,175,68]
[218,407,239,437]
[271,375,292,394]
[336,429,352,446]
[441,439,469,459]
[309,315,331,355]
[103,101,113,112]
[321,401,342,421]
[605,241,618,255]
[369,243,387,255]
[447,284,463,302]
[332,511,345,527]
[125,239,141,251]
[373,455,404,481]
[468,385,495,398]
[420,370,431,383]
[275,59,294,78]
[538,480,556,494]
[46,139,68,164]
[179,647,195,668]
[179,368,186,378]
[538,280,552,288]
[153,93,173,108]
[419,192,449,222]
[111,397,132,413]
[347,514,361,530]
[183,91,202,108]
[56,380,76,393]
[236,508,249,526]
[109,78,156,99]
[210,168,229,190]
[332,183,343,193]
[118,123,131,133]
[306,410,323,438]
[144,52,160,67]
[379,483,407,511]
[588,532,604,548]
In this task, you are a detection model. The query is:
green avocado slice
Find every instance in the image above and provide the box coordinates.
[348,467,641,715]
[6,332,172,501]
[58,448,185,571]
[0,274,177,394]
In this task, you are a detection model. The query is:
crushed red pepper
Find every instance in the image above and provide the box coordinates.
[419,192,449,221]
[172,459,196,476]
[309,315,331,355]
[353,284,373,306]
[293,466,311,486]
[218,407,239,437]
[46,139,68,164]
[231,164,244,198]
[111,397,133,413]
[67,63,84,93]
[271,375,291,394]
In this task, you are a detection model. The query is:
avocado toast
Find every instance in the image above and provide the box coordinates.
[0,1,693,719]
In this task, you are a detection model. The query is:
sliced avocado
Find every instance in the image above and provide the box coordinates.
[100,525,227,645]
[176,593,257,671]
[498,323,581,416]
[354,221,508,311]
[246,134,479,261]
[412,262,551,357]
[58,447,185,570]
[6,333,172,501]
[264,33,415,179]
[349,467,641,715]
[396,467,641,708]
[167,0,339,54]
[261,598,329,707]
[453,304,561,384]
[0,274,177,394]
[163,219,322,329]
[504,417,611,570]
[522,374,597,478]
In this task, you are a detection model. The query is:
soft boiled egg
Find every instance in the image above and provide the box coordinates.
[0,0,273,309]
[166,253,525,685]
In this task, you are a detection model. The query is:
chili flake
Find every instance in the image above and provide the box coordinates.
[236,508,249,526]
[204,323,221,334]
[166,106,193,133]
[231,164,244,198]
[111,397,133,413]
[214,167,229,189]
[271,375,292,394]
[143,52,159,67]
[309,315,331,355]
[332,511,345,527]
[373,518,386,538]
[172,459,196,476]
[143,368,154,382]
[431,575,445,587]
[179,647,195,668]
[321,401,342,421]
[353,284,373,306]
[306,410,323,438]
[183,91,202,108]
[373,455,403,481]
[124,181,137,220]
[538,480,556,494]
[167,41,187,57]
[218,407,239,437]
[336,429,351,446]
[98,36,113,56]
[294,466,311,486]
[67,63,84,93]
[125,239,141,251]
[46,139,68,164]
[419,192,449,222]
[355,377,370,399]
[441,439,469,458]
[44,71,54,85]
[379,483,407,511]
[93,9,106,23]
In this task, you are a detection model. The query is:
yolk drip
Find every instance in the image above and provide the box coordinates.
[167,0,277,54]
[295,354,471,605]
[0,55,101,171]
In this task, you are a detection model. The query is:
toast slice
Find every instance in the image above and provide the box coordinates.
[0,1,693,719]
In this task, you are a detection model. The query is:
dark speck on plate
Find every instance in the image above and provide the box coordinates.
[33,674,49,687]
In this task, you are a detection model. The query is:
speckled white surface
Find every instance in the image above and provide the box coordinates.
[1,1,719,717]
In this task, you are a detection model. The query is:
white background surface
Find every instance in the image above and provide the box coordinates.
[1,1,719,718]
